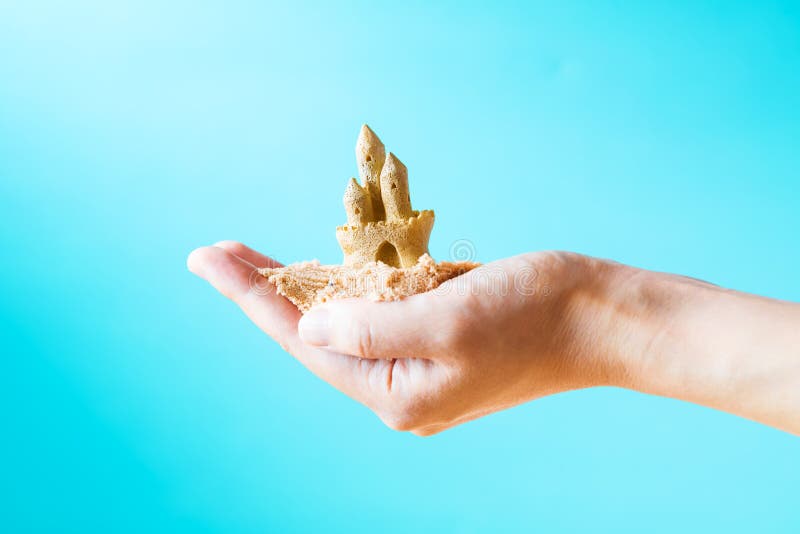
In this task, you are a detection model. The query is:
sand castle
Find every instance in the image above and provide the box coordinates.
[337,125,435,268]
[260,125,478,312]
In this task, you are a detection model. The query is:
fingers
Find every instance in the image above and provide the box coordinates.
[187,245,299,341]
[187,245,378,403]
[213,240,281,268]
[297,294,452,359]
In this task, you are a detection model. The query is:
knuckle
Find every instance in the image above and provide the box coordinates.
[381,412,417,432]
[353,317,376,358]
[379,402,422,432]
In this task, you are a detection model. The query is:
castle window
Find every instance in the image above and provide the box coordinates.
[391,182,397,189]
[376,241,400,268]
[354,208,360,214]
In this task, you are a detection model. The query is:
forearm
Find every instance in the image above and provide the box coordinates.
[600,264,800,434]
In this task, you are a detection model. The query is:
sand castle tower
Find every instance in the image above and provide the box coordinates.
[336,125,435,268]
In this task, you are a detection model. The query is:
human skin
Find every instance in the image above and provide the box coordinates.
[187,241,800,436]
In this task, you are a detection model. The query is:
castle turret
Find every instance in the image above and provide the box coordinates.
[379,152,412,221]
[355,124,386,220]
[343,177,374,225]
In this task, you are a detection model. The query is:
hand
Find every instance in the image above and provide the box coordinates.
[187,242,630,435]
[188,241,800,436]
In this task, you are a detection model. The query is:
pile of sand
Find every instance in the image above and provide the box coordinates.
[260,254,478,312]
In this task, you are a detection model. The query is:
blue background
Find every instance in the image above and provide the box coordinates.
[1,1,799,532]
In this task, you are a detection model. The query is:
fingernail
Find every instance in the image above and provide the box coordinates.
[186,248,206,276]
[298,308,331,346]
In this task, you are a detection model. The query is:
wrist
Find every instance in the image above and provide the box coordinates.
[597,265,700,392]
[565,257,701,391]
[537,254,653,391]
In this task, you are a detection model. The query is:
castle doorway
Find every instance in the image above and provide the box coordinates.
[376,241,400,267]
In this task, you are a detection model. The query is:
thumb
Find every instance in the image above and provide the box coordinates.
[297,295,448,359]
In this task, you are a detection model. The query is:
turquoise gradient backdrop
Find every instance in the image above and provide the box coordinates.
[1,1,798,532]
